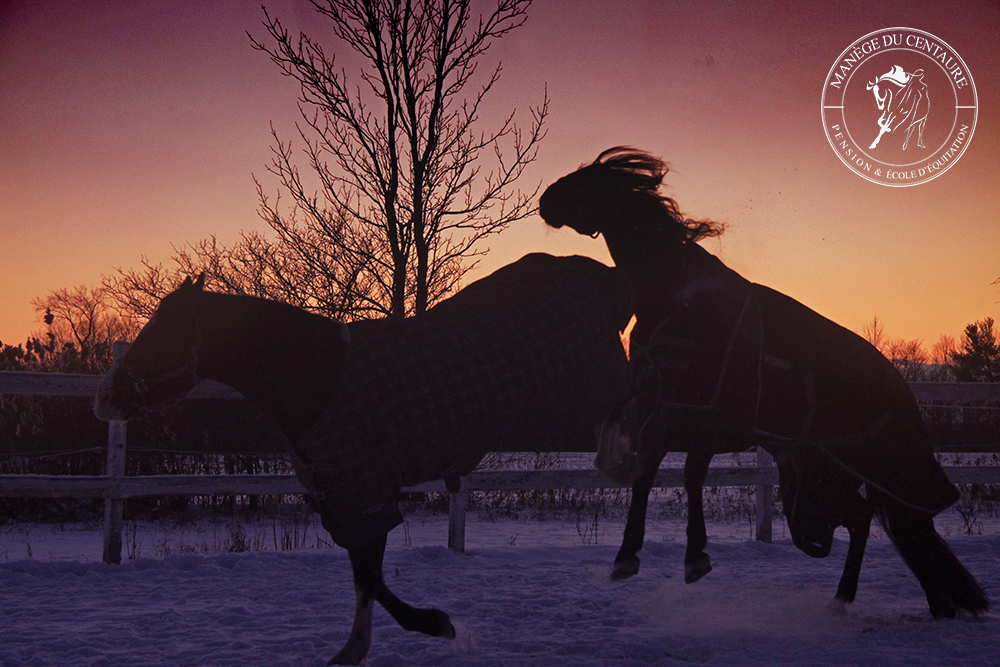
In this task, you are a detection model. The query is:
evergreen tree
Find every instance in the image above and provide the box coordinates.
[949,317,1000,382]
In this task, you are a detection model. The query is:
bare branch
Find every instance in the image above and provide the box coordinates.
[249,0,544,317]
[106,1,545,326]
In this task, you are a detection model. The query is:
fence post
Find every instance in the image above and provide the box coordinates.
[754,447,773,543]
[102,341,129,564]
[447,491,467,553]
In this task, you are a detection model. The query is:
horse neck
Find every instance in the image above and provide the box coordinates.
[602,219,706,309]
[194,293,344,442]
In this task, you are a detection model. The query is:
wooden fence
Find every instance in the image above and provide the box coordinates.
[2,354,999,562]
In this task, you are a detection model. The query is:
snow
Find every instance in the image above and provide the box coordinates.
[2,514,998,666]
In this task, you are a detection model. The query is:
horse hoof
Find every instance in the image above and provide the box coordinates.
[430,609,457,639]
[834,589,857,606]
[611,557,640,581]
[328,646,366,666]
[930,601,958,620]
[684,554,712,584]
[439,619,457,640]
[327,630,371,665]
[827,597,849,615]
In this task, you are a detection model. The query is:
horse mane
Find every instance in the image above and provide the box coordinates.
[541,146,725,243]
[591,147,725,242]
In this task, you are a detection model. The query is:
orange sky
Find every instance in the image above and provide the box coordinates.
[1,0,998,350]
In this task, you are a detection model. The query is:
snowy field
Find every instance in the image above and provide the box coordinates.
[2,513,999,667]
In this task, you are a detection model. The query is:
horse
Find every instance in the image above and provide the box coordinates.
[539,147,988,618]
[94,253,634,665]
[597,371,875,606]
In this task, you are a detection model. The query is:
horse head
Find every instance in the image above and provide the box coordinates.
[94,275,205,421]
[778,449,868,559]
[539,147,663,236]
[539,147,722,243]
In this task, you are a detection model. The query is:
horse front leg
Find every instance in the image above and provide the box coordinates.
[328,537,382,666]
[684,448,714,584]
[834,503,873,606]
[328,534,455,666]
[329,578,375,666]
[612,464,658,581]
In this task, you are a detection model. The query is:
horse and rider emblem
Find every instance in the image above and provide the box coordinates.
[821,27,977,186]
[866,64,929,150]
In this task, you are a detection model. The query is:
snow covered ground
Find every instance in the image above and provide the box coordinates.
[2,513,999,666]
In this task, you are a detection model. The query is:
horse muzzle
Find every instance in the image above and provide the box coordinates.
[790,521,835,558]
[93,359,198,422]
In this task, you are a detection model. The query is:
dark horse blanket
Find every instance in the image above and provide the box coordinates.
[633,245,956,516]
[292,254,634,549]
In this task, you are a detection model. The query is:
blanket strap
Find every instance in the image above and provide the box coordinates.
[811,412,946,514]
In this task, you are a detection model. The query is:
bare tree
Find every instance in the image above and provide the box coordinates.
[251,0,548,318]
[104,233,371,324]
[931,335,957,365]
[927,334,957,381]
[884,337,928,381]
[27,285,133,372]
[862,316,887,353]
[862,317,931,380]
[31,286,133,350]
[104,259,183,324]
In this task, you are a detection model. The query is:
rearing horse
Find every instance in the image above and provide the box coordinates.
[539,147,988,618]
[94,253,634,665]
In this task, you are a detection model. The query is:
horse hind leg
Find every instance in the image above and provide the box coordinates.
[373,585,455,639]
[683,448,713,584]
[877,501,989,618]
[330,534,455,666]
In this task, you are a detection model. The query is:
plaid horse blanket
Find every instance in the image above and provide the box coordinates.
[291,254,634,549]
[632,243,956,515]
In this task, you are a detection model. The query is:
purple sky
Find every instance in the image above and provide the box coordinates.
[2,0,998,348]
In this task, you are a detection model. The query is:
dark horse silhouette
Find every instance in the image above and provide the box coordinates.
[539,147,988,618]
[94,253,634,665]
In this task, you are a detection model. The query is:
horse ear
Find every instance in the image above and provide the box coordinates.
[179,274,206,292]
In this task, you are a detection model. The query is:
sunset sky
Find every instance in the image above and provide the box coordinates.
[1,0,998,351]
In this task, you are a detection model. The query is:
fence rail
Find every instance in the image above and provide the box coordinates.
[2,364,999,562]
[3,464,998,501]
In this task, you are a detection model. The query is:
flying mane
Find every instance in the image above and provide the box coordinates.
[539,147,725,243]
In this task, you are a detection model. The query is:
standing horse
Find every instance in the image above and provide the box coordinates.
[539,147,988,618]
[94,253,634,665]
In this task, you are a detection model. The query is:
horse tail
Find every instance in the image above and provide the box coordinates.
[875,498,989,617]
